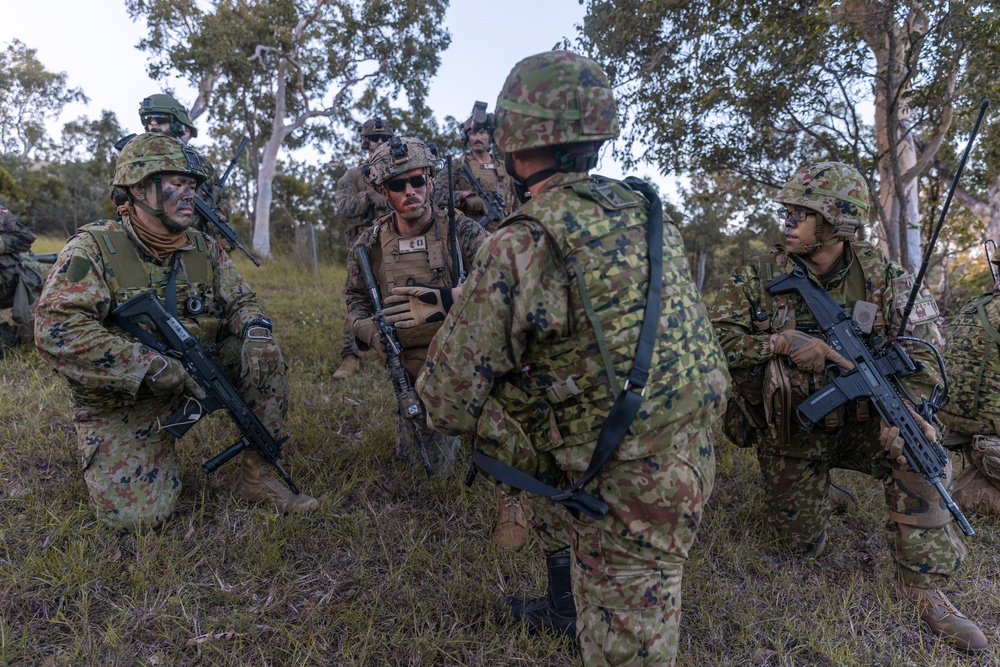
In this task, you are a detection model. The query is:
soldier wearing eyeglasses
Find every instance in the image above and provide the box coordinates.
[343,136,487,476]
[710,161,986,654]
[330,118,397,380]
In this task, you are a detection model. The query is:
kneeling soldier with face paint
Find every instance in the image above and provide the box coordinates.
[35,133,319,532]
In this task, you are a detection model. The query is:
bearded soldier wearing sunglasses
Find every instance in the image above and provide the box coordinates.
[343,136,487,476]
[331,118,397,381]
[710,161,986,654]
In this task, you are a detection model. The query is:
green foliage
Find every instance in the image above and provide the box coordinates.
[0,39,87,158]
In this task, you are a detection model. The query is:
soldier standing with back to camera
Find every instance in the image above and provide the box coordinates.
[34,133,318,532]
[344,136,487,476]
[711,161,986,653]
[938,249,1000,516]
[331,118,395,381]
[439,101,518,233]
[417,51,729,666]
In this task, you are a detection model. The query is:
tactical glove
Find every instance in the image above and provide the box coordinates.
[367,190,388,211]
[240,327,282,387]
[382,285,455,329]
[144,355,206,398]
[769,330,854,374]
[353,317,388,360]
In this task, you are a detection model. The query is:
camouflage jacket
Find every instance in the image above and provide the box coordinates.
[711,241,943,439]
[434,153,519,228]
[0,199,36,255]
[34,216,266,409]
[335,164,391,230]
[416,172,729,473]
[344,206,487,379]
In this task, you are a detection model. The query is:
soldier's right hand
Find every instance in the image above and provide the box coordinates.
[144,355,207,398]
[769,330,854,374]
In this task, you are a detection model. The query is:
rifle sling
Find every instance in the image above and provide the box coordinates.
[473,177,664,520]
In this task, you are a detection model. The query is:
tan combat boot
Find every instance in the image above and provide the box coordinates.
[898,581,988,654]
[829,481,857,512]
[952,464,1000,515]
[493,485,529,549]
[233,451,319,513]
[331,355,360,381]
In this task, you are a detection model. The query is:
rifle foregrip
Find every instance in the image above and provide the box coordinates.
[203,439,247,473]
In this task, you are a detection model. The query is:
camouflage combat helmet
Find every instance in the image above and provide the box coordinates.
[493,50,619,155]
[112,132,208,188]
[139,93,198,139]
[359,117,395,151]
[775,162,869,247]
[364,136,437,186]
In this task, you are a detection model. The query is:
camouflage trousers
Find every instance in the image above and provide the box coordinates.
[756,419,966,587]
[524,428,715,667]
[74,335,288,531]
[395,410,459,477]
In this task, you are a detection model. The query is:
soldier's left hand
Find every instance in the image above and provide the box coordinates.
[240,327,282,386]
[383,285,455,329]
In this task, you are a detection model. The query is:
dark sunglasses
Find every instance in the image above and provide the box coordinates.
[383,174,428,192]
[368,134,391,144]
[142,114,173,126]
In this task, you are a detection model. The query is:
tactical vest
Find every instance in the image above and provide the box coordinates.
[938,292,1000,436]
[81,220,223,346]
[369,208,456,352]
[495,178,725,466]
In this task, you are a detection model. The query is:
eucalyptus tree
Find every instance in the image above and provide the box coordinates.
[576,0,999,271]
[127,0,450,258]
[0,39,86,159]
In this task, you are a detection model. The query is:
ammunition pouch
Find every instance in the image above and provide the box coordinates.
[969,434,1000,490]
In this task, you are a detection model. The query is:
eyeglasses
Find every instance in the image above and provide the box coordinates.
[383,174,427,192]
[368,134,391,145]
[781,208,814,224]
[143,114,173,127]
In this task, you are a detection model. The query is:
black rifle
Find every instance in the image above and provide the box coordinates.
[194,135,262,267]
[28,252,58,264]
[111,290,300,494]
[461,162,507,227]
[446,158,466,284]
[354,243,435,476]
[766,265,972,536]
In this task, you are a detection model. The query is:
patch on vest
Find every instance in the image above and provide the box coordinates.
[398,236,427,254]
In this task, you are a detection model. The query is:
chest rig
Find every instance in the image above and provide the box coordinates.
[371,209,455,348]
[83,221,223,345]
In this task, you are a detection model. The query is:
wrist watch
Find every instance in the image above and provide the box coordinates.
[242,317,273,337]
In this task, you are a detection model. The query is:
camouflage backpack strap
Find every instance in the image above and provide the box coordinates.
[976,293,1000,348]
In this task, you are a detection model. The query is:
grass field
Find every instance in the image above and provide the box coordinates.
[1,238,998,666]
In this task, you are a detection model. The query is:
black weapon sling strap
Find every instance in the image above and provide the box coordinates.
[471,177,663,520]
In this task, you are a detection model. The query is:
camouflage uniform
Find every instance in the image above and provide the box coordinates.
[335,164,392,360]
[417,52,729,667]
[438,153,518,232]
[34,133,306,531]
[937,275,1000,514]
[345,201,486,475]
[711,168,965,591]
[0,200,48,348]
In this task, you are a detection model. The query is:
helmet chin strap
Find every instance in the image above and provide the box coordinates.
[130,175,188,232]
[786,216,844,255]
